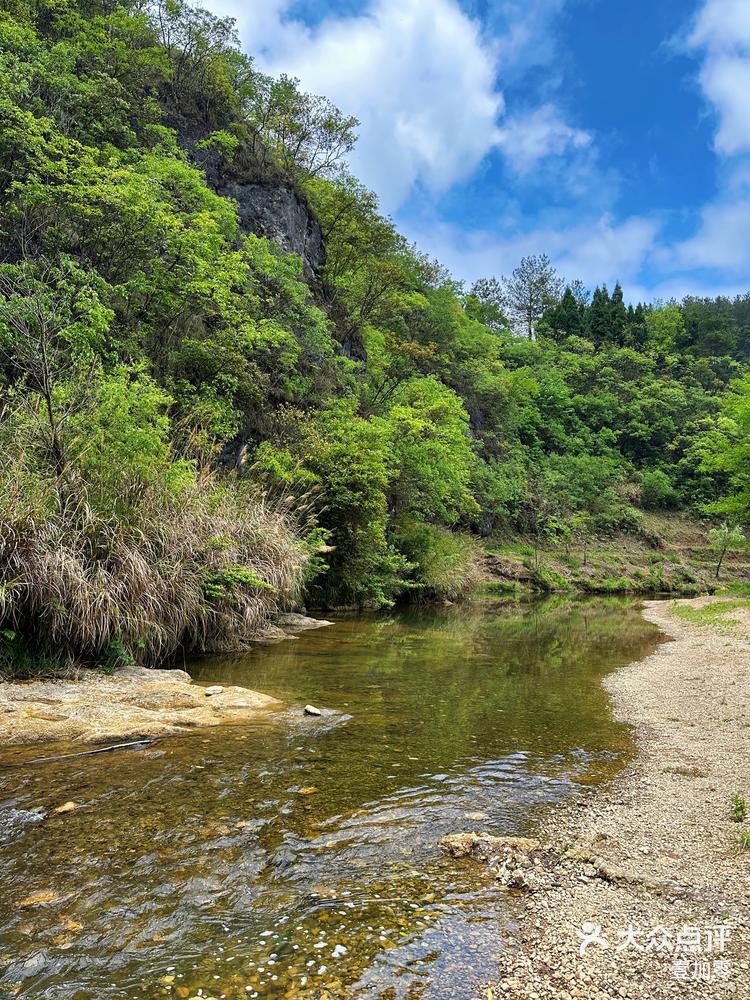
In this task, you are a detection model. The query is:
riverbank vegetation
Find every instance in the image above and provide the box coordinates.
[2,0,750,671]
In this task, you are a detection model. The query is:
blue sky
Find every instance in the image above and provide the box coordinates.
[206,0,750,303]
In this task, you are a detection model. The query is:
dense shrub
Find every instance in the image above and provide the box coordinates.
[394,518,486,601]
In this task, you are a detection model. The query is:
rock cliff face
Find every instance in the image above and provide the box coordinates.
[184,136,325,280]
[218,179,325,279]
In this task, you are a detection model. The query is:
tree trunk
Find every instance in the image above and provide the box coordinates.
[715,545,727,579]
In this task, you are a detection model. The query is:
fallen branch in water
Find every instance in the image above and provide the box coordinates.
[7,740,154,766]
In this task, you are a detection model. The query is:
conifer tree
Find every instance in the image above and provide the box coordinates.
[610,281,627,345]
[588,285,611,346]
[502,254,564,339]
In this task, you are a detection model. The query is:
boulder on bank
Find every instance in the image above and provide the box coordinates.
[276,613,334,631]
[441,832,541,861]
[441,832,557,892]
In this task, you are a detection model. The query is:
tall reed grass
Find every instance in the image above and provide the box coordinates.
[0,463,308,672]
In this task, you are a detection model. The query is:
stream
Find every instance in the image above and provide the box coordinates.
[0,598,661,1000]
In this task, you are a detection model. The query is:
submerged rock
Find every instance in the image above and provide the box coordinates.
[1,670,281,746]
[16,890,60,908]
[0,807,45,843]
[52,801,78,815]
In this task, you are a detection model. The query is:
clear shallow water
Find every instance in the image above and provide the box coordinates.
[0,598,661,1000]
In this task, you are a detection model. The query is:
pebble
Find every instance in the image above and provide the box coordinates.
[53,801,78,814]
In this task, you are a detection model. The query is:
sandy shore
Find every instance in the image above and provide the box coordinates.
[0,614,332,746]
[472,597,750,999]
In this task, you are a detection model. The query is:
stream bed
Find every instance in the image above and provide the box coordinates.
[0,598,661,1000]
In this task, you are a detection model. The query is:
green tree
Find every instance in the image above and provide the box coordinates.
[247,73,359,179]
[502,254,564,339]
[610,281,627,345]
[708,522,744,579]
[545,286,583,341]
[645,303,685,354]
[465,277,508,331]
[587,286,611,347]
[0,259,112,481]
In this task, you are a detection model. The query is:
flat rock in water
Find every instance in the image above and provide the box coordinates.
[441,832,540,861]
[304,704,322,716]
[277,613,334,630]
[117,664,192,684]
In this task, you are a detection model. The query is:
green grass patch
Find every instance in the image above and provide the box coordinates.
[730,793,748,822]
[672,598,750,628]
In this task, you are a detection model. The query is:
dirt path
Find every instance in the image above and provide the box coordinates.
[481,597,750,999]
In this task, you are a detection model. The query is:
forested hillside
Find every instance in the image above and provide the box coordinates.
[2,0,750,671]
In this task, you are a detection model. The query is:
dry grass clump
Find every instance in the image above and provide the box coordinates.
[395,518,486,601]
[0,464,308,672]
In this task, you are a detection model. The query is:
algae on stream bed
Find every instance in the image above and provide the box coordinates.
[0,598,660,1000]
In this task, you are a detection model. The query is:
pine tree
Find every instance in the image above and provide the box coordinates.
[546,286,582,341]
[610,281,627,345]
[626,303,648,350]
[587,286,611,346]
[502,254,564,339]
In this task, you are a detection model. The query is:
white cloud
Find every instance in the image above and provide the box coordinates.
[651,2,750,282]
[202,0,750,298]
[673,202,750,274]
[207,0,592,210]
[483,0,568,80]
[212,0,504,210]
[404,213,659,293]
[668,166,750,275]
[496,104,591,174]
[687,0,750,155]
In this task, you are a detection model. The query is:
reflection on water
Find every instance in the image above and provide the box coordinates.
[0,598,660,999]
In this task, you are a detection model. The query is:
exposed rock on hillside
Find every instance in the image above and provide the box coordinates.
[187,138,325,279]
[221,179,325,278]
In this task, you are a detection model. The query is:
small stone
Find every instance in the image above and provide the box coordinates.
[299,786,319,795]
[304,704,322,716]
[204,685,224,696]
[53,801,78,814]
[16,891,59,908]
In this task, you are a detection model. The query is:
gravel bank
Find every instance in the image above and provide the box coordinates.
[483,597,750,999]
